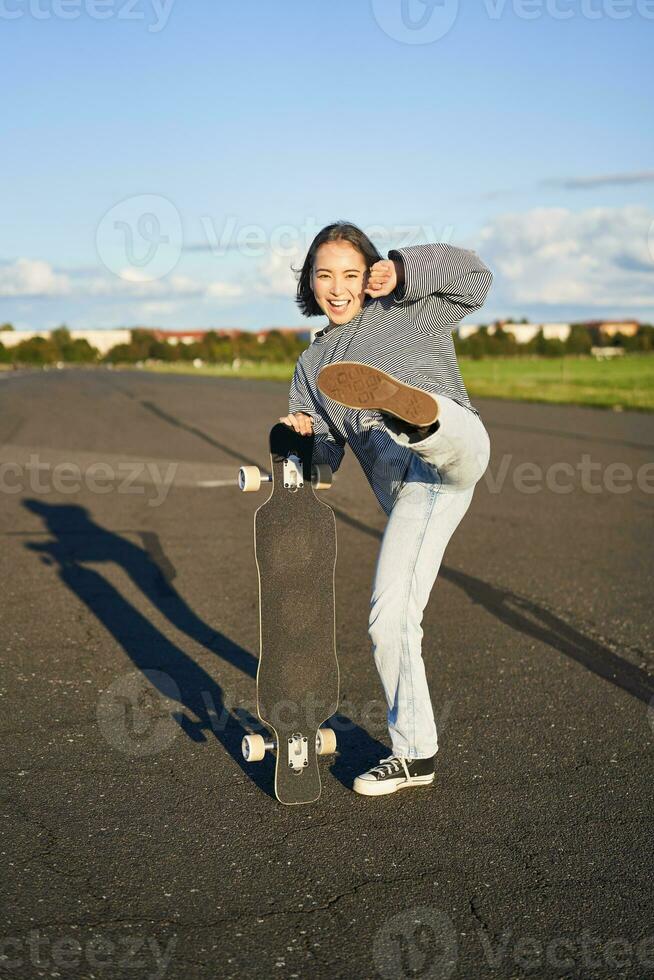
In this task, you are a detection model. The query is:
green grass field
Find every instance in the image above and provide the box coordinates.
[128,361,297,382]
[136,354,654,411]
[457,354,654,411]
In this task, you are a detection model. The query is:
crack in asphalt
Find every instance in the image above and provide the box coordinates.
[468,895,492,937]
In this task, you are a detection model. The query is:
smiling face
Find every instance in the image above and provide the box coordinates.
[311,240,369,326]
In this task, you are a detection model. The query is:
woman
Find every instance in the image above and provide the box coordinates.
[280,221,492,797]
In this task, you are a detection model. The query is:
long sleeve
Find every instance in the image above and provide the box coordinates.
[388,243,493,334]
[288,361,346,473]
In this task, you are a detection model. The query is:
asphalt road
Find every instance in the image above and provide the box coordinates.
[1,367,653,980]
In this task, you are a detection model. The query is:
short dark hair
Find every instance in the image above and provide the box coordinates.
[293,221,383,317]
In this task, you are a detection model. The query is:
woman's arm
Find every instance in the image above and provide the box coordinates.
[286,362,346,473]
[388,243,494,331]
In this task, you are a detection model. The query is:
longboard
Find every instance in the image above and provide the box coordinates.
[239,423,339,804]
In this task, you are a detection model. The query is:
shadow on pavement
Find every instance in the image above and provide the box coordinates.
[24,489,651,809]
[22,499,278,798]
[333,506,654,705]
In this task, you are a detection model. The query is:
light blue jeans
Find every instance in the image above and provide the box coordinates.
[368,394,491,759]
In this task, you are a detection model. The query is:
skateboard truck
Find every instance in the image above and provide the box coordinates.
[287,733,309,771]
[283,455,303,491]
[239,462,332,493]
[242,727,337,764]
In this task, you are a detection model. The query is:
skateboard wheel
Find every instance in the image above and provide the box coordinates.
[316,727,337,756]
[242,733,266,762]
[239,466,262,492]
[312,464,332,490]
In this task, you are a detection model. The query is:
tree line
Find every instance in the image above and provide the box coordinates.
[1,322,652,366]
[0,327,309,366]
[453,323,654,359]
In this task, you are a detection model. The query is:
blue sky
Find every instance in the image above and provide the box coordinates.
[1,0,653,331]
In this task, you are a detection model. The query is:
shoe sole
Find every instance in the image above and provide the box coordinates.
[353,774,435,797]
[317,362,439,427]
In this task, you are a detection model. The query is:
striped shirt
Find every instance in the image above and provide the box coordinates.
[288,242,494,515]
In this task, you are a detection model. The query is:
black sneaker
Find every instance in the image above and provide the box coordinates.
[353,753,436,796]
[381,413,440,444]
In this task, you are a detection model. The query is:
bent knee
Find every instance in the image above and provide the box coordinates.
[368,601,408,648]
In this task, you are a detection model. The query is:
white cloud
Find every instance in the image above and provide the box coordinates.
[136,301,178,317]
[206,281,245,298]
[117,267,153,284]
[85,272,208,298]
[7,208,654,325]
[477,205,654,308]
[0,258,244,303]
[0,258,72,297]
[253,247,303,297]
[542,171,654,190]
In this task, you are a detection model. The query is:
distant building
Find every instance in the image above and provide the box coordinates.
[535,322,571,342]
[585,320,639,339]
[149,327,312,346]
[0,326,311,353]
[458,324,482,340]
[497,322,539,343]
[150,329,209,346]
[456,321,572,343]
[0,328,131,355]
[0,330,44,348]
[495,321,571,343]
[69,329,132,353]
